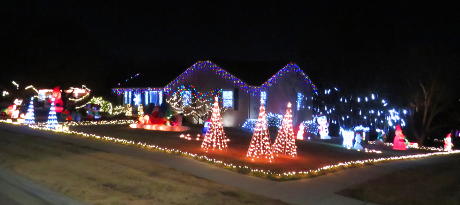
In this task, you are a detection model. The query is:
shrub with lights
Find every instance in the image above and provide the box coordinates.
[242,112,283,132]
[313,87,409,138]
[201,97,229,152]
[166,85,224,124]
[246,103,274,161]
[272,102,297,158]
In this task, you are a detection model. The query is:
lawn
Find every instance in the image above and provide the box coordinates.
[338,154,460,205]
[70,124,432,173]
[0,127,286,205]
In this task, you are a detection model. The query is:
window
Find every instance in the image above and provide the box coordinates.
[124,91,132,105]
[260,91,267,105]
[123,91,129,104]
[181,90,192,106]
[296,92,303,111]
[149,91,163,106]
[158,91,163,105]
[222,90,234,108]
[144,91,149,104]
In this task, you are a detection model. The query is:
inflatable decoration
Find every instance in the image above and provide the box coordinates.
[130,106,189,132]
[392,125,408,150]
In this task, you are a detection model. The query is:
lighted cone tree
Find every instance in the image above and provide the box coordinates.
[246,104,273,161]
[201,97,229,152]
[46,98,59,129]
[24,97,35,124]
[272,102,297,158]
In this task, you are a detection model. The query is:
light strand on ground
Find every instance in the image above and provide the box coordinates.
[1,120,459,181]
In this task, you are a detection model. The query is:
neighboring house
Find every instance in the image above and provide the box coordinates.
[112,61,318,127]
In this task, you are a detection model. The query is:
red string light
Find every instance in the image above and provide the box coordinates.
[246,104,274,161]
[272,102,297,158]
[201,97,229,152]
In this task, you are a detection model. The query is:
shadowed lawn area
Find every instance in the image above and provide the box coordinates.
[71,125,432,173]
[0,128,286,205]
[338,154,460,205]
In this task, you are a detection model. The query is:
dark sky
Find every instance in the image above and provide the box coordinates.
[1,2,459,99]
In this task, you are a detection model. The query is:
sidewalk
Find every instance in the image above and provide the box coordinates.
[0,166,83,205]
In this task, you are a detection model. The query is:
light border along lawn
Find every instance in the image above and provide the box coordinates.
[0,127,286,205]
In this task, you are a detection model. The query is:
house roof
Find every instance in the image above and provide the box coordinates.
[112,61,318,95]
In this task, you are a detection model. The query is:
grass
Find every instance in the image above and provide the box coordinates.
[338,154,460,205]
[71,124,432,174]
[0,127,286,205]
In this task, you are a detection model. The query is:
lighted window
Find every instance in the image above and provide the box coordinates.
[260,91,267,105]
[181,90,192,106]
[296,92,303,111]
[144,91,149,104]
[222,90,234,108]
[149,91,163,106]
[124,91,132,105]
[158,91,163,105]
[123,91,129,104]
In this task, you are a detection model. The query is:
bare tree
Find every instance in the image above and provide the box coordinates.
[409,79,453,144]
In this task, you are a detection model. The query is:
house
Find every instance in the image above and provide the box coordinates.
[112,61,318,127]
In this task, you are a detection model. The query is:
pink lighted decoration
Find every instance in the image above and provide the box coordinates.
[393,125,407,150]
[444,133,454,152]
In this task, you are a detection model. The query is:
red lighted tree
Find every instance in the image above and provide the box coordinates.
[272,102,297,158]
[246,104,273,161]
[201,97,229,152]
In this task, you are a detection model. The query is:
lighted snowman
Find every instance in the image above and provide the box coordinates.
[316,116,331,139]
[353,132,364,150]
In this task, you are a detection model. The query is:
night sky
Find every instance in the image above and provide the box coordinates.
[1,2,459,101]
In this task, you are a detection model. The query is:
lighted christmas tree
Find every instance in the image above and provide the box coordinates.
[272,102,297,158]
[138,104,144,116]
[24,97,35,124]
[46,98,59,129]
[201,97,229,152]
[246,104,273,161]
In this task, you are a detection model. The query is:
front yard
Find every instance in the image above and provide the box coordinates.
[0,127,285,205]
